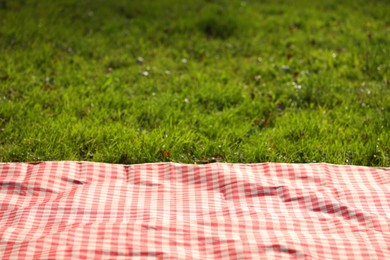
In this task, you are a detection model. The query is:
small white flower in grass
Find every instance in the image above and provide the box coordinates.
[301,70,310,77]
[142,71,149,77]
[281,65,291,72]
[137,57,144,64]
[184,98,189,103]
[181,58,188,64]
[293,82,302,90]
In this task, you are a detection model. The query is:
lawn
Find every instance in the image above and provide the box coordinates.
[0,0,389,166]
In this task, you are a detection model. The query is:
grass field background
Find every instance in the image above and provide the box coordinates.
[0,0,389,166]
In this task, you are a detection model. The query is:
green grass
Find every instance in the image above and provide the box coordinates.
[0,0,389,166]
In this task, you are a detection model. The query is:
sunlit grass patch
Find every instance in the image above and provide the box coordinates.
[0,0,389,166]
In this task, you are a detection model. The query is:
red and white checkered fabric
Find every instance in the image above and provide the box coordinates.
[0,162,389,259]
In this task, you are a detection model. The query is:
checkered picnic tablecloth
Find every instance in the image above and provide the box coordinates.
[0,162,389,259]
